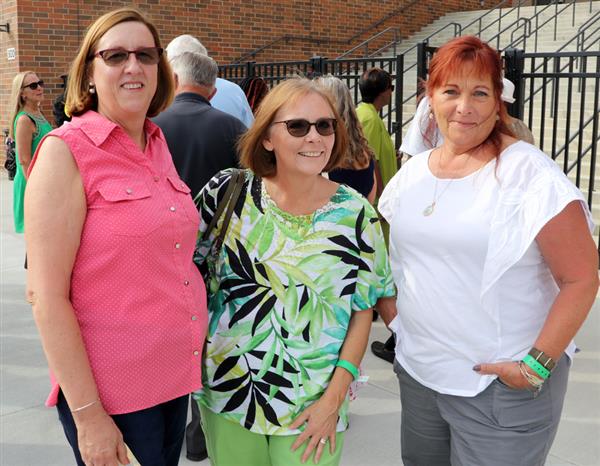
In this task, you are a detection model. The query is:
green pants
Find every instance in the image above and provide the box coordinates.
[200,404,344,466]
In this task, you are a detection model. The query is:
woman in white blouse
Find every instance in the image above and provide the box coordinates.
[377,35,598,466]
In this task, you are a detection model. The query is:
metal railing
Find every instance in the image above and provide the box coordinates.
[375,0,594,139]
[336,27,400,59]
[232,0,422,63]
[510,8,600,120]
[575,11,600,53]
[460,0,516,36]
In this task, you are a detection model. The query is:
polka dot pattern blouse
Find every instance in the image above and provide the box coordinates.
[32,111,207,415]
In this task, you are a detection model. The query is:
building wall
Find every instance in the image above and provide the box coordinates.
[1,0,496,160]
[1,0,19,141]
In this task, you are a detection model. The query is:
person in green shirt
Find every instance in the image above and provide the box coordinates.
[8,71,53,234]
[356,68,398,195]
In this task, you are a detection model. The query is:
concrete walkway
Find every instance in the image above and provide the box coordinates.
[1,173,598,465]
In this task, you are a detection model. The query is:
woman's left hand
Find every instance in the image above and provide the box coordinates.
[473,361,532,389]
[289,395,339,464]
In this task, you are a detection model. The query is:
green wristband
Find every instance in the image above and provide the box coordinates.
[336,359,359,380]
[522,354,551,380]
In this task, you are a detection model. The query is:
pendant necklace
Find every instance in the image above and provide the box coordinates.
[422,179,453,216]
[423,149,472,216]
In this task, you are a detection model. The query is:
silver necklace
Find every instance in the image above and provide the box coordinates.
[422,179,454,216]
[423,149,471,216]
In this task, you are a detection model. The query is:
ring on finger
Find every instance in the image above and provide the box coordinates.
[319,438,327,445]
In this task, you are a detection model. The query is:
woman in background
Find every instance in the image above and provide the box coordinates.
[240,76,270,114]
[316,75,377,204]
[8,71,52,233]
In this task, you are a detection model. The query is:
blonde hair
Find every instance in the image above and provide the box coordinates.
[237,78,349,177]
[8,71,35,138]
[315,75,373,170]
[64,7,174,118]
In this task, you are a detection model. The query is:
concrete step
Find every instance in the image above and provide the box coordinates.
[380,1,600,60]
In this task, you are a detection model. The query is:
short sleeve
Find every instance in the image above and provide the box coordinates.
[377,170,402,223]
[482,147,594,297]
[351,205,396,311]
[399,96,442,156]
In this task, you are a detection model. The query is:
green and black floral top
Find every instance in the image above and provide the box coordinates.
[195,169,395,435]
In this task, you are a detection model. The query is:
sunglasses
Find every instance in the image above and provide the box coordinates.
[272,118,337,137]
[93,47,163,66]
[22,80,44,90]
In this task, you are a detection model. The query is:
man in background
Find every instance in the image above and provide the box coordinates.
[356,67,398,196]
[153,51,245,198]
[166,34,254,128]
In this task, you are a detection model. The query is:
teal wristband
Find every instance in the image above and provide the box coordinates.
[522,354,551,380]
[336,359,359,380]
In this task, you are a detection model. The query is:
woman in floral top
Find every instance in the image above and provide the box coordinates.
[195,78,395,465]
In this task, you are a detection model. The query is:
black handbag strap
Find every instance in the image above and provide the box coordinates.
[202,169,245,250]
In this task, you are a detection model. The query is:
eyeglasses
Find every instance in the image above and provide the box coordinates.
[272,118,337,137]
[22,80,44,90]
[92,47,163,66]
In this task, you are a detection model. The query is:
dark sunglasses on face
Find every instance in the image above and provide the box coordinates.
[22,80,44,90]
[272,118,337,137]
[93,47,163,66]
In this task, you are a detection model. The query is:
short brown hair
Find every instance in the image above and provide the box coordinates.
[64,7,174,118]
[238,78,348,177]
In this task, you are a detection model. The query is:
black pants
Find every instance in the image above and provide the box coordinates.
[185,395,206,457]
[57,390,188,466]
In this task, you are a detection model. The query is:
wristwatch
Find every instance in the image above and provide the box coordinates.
[528,347,556,372]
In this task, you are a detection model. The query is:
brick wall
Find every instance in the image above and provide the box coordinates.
[1,0,498,162]
[1,0,18,143]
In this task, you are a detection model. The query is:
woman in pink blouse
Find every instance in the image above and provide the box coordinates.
[25,8,207,466]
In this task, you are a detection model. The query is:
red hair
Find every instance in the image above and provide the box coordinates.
[424,36,514,156]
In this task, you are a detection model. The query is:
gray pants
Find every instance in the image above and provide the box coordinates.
[393,356,570,466]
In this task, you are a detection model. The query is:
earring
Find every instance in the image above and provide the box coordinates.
[428,111,434,120]
[496,114,500,121]
[89,82,96,94]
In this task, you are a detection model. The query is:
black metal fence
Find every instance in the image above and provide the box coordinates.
[220,56,407,148]
[506,50,598,205]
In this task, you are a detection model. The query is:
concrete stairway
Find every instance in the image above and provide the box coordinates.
[378,1,600,233]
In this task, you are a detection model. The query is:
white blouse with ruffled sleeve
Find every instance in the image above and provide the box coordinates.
[379,141,593,396]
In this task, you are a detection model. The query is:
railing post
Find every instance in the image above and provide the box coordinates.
[245,61,256,78]
[393,54,404,153]
[504,47,525,120]
[309,56,325,77]
[416,42,428,86]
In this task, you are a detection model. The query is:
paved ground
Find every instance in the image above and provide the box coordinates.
[1,172,599,465]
